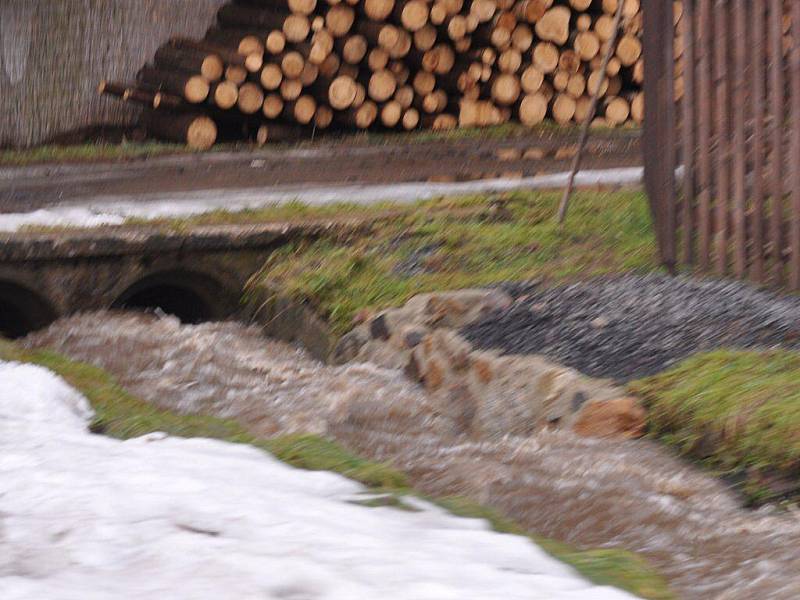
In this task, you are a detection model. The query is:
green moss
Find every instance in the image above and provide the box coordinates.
[630,349,800,503]
[260,434,408,490]
[254,189,658,335]
[2,338,672,597]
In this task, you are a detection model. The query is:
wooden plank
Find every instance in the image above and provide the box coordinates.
[681,0,696,265]
[662,1,677,271]
[791,1,800,289]
[732,0,748,277]
[643,0,675,267]
[696,0,713,272]
[750,0,766,283]
[713,0,730,275]
[769,0,785,284]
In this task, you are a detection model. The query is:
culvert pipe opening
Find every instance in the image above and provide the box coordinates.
[111,271,238,324]
[0,281,58,339]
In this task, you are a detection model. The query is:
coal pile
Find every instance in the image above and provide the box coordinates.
[463,274,800,381]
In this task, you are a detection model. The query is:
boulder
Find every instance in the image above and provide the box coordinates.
[404,288,513,329]
[572,396,647,439]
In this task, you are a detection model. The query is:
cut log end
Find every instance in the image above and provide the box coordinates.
[187,117,218,150]
[184,76,211,104]
[329,75,358,109]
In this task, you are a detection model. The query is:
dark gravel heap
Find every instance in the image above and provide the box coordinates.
[463,274,800,381]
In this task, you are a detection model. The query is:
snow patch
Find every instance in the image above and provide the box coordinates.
[0,360,637,599]
[0,168,643,232]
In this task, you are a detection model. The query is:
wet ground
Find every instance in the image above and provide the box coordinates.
[24,311,800,600]
[0,131,640,214]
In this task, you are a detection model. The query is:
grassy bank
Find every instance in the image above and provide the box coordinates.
[0,339,672,599]
[0,141,192,166]
[631,349,800,504]
[251,189,658,335]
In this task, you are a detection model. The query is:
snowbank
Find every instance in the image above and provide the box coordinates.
[0,360,636,599]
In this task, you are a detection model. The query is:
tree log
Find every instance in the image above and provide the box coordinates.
[551,93,576,124]
[535,6,570,45]
[363,0,395,20]
[262,93,285,118]
[284,94,318,124]
[532,42,559,73]
[145,111,217,149]
[518,92,548,125]
[326,4,356,37]
[395,0,430,32]
[137,67,210,104]
[381,100,404,126]
[368,69,398,102]
[210,80,239,109]
[402,107,420,129]
[260,63,283,90]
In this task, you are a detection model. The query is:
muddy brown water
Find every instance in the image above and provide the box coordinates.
[23,312,800,600]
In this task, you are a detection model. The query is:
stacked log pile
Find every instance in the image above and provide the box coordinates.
[100,0,649,149]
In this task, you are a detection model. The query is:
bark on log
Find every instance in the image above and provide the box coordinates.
[137,67,210,103]
[145,111,217,149]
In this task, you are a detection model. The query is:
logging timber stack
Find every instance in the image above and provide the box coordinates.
[99,0,658,149]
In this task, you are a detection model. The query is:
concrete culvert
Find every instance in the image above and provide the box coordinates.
[0,281,58,339]
[111,270,239,324]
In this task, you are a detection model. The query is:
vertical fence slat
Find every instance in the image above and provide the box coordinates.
[681,0,696,265]
[751,1,766,283]
[769,0,785,284]
[663,0,677,271]
[732,0,748,277]
[791,2,800,289]
[643,0,675,269]
[696,0,713,271]
[714,0,730,275]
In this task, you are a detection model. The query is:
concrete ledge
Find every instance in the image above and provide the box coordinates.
[0,220,369,262]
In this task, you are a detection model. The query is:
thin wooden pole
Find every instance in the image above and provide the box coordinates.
[556,0,625,225]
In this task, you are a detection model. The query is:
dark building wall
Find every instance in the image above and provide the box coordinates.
[0,0,226,148]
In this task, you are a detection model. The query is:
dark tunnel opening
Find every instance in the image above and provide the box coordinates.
[118,284,212,324]
[111,271,238,324]
[0,281,58,339]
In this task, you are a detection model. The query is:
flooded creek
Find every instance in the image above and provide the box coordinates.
[23,311,800,600]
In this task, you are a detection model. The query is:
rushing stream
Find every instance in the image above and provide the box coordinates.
[23,311,800,600]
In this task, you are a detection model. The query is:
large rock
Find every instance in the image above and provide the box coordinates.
[335,288,511,367]
[572,396,647,439]
[331,287,647,441]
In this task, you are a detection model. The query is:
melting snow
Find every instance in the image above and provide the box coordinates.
[0,168,643,232]
[0,361,636,599]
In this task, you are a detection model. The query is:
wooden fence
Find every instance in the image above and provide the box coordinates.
[643,0,800,289]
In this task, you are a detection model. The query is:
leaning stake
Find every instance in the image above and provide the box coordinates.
[556,0,625,225]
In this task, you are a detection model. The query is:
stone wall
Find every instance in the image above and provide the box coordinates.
[0,0,226,148]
